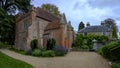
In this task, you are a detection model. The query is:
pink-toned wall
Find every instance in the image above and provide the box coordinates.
[15,9,74,51]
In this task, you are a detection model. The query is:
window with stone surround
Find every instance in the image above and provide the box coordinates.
[23,19,29,29]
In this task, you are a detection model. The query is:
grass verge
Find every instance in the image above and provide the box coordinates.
[0,51,33,68]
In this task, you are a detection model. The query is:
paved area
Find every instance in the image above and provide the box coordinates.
[0,49,111,68]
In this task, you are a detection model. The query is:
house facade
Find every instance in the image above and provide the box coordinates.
[15,7,74,51]
[78,23,112,38]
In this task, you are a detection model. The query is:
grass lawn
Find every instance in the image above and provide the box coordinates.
[0,51,33,68]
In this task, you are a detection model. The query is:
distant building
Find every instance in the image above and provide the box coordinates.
[15,7,74,50]
[78,23,112,38]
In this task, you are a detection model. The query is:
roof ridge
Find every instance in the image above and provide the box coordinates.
[78,25,112,33]
[36,7,60,20]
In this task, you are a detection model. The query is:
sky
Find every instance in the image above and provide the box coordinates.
[31,0,120,33]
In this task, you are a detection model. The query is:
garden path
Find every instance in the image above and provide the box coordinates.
[0,49,111,68]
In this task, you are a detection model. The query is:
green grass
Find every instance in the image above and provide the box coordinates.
[0,51,33,68]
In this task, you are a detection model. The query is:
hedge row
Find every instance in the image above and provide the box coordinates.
[73,34,108,49]
[98,41,120,61]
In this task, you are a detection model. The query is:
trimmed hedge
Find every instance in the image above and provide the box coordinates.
[32,49,42,56]
[74,34,108,49]
[97,41,120,61]
[26,49,55,57]
[42,50,55,57]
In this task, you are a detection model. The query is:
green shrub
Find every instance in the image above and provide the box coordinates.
[110,46,120,61]
[89,45,93,50]
[97,46,104,55]
[97,41,120,61]
[47,38,56,50]
[101,46,111,59]
[74,34,108,48]
[25,49,33,55]
[75,34,84,46]
[112,63,120,68]
[81,45,89,49]
[32,49,41,56]
[39,47,46,51]
[30,39,38,50]
[42,50,55,57]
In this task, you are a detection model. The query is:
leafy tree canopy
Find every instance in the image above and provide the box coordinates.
[0,0,31,14]
[41,4,61,17]
[103,18,118,38]
[78,21,85,31]
[0,0,32,44]
[103,18,116,28]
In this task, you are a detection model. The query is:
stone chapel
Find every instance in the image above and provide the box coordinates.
[15,7,74,50]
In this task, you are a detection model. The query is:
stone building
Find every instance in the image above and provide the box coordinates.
[15,7,74,50]
[78,23,112,38]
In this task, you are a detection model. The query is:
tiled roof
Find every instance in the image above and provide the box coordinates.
[35,8,61,30]
[36,7,60,22]
[44,20,60,31]
[78,26,112,33]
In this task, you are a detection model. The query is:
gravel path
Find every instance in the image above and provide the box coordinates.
[0,49,111,68]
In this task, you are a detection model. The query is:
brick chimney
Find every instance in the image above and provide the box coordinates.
[101,21,105,26]
[86,22,90,27]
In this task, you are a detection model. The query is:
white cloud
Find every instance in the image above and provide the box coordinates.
[32,0,120,32]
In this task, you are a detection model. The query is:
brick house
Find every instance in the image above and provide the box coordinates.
[15,7,74,51]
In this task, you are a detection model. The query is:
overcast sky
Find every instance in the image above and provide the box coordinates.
[31,0,120,32]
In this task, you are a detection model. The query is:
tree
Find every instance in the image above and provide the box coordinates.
[41,4,61,17]
[103,18,116,28]
[78,21,85,31]
[103,18,118,38]
[112,26,118,38]
[0,0,31,14]
[0,0,31,44]
[75,34,84,46]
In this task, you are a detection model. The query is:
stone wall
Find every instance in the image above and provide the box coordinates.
[36,18,51,47]
[79,32,112,38]
[15,15,30,50]
[15,8,74,50]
